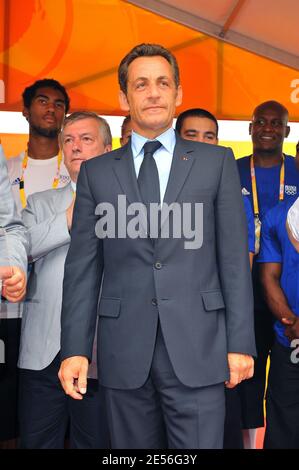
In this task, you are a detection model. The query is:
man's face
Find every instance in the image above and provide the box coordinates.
[23,87,66,138]
[119,56,182,139]
[62,118,111,181]
[249,104,290,153]
[179,116,218,144]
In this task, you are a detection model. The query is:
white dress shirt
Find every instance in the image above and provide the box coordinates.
[131,127,176,203]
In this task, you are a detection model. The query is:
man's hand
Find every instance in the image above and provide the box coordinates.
[66,195,76,230]
[281,316,299,341]
[58,356,89,400]
[0,266,26,302]
[225,353,254,389]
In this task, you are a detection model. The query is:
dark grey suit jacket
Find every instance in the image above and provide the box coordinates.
[61,135,256,389]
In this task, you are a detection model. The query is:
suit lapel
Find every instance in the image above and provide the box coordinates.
[112,144,142,206]
[112,137,197,238]
[112,144,148,235]
[161,136,195,230]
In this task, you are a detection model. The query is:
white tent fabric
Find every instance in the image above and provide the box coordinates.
[128,0,299,70]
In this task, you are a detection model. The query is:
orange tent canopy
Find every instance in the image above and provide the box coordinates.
[0,0,298,120]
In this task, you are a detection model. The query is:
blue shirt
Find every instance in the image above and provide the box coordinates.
[131,128,176,203]
[237,155,299,222]
[243,195,255,254]
[258,196,299,347]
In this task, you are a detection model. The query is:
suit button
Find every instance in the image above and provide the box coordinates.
[154,261,162,270]
[151,298,158,306]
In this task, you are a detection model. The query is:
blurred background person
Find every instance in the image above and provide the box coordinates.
[120,115,132,146]
[259,156,299,447]
[0,141,27,302]
[0,142,27,448]
[18,112,112,448]
[237,101,299,448]
[286,141,299,252]
[176,107,255,448]
[175,108,218,144]
[7,78,70,213]
[1,78,70,447]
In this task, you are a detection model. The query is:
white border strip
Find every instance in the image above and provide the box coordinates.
[0,111,298,142]
[126,0,299,70]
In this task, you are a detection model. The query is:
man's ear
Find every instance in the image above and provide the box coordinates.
[249,123,252,135]
[22,107,29,121]
[119,90,130,113]
[104,144,112,153]
[175,85,183,107]
[285,125,290,138]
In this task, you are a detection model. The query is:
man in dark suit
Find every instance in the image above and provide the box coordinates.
[59,43,256,449]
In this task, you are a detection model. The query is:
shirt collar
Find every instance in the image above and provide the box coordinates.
[131,127,176,159]
[71,180,77,192]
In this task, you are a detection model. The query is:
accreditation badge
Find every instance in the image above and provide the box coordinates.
[254,215,262,254]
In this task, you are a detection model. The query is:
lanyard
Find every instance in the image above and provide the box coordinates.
[19,149,63,208]
[250,155,285,217]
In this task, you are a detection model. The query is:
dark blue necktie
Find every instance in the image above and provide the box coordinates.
[138,140,162,206]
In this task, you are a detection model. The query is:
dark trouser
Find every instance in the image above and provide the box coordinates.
[264,340,299,449]
[223,387,243,449]
[19,354,110,449]
[104,326,225,449]
[239,305,274,429]
[0,318,21,441]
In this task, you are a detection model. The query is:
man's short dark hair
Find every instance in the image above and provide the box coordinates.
[22,78,70,114]
[118,43,180,95]
[175,108,219,137]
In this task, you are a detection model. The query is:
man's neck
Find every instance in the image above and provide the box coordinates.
[253,150,284,168]
[27,134,59,160]
[133,125,173,141]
